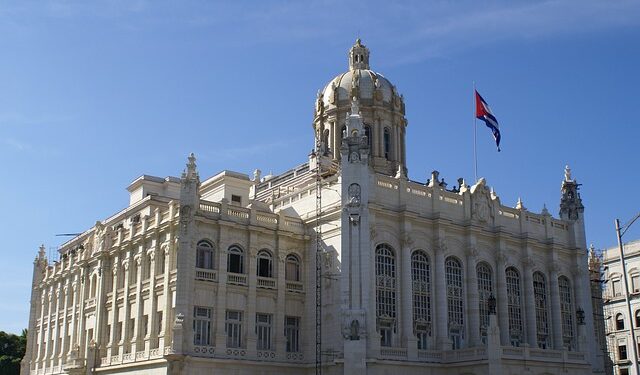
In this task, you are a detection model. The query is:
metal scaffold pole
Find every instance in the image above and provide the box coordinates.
[315,148,323,375]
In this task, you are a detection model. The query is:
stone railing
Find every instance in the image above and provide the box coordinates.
[192,345,216,357]
[257,277,276,289]
[110,354,120,364]
[122,352,134,362]
[442,347,486,362]
[417,350,442,361]
[227,274,247,286]
[379,347,407,358]
[199,201,220,214]
[286,352,304,361]
[225,348,247,358]
[195,269,217,282]
[256,350,277,360]
[286,281,304,292]
[149,348,163,358]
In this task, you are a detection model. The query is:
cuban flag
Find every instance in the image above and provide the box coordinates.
[475,90,501,152]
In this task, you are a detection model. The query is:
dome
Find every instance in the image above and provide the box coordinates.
[319,39,401,110]
[321,70,394,107]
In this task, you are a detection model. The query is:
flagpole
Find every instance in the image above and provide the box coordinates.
[473,81,478,182]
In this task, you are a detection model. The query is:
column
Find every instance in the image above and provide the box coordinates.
[59,282,70,365]
[275,252,286,359]
[76,268,88,359]
[107,259,119,358]
[434,243,448,349]
[120,256,132,354]
[495,251,509,345]
[246,245,258,356]
[522,256,537,348]
[466,248,480,347]
[43,289,53,368]
[132,250,144,354]
[549,264,563,350]
[214,245,229,350]
[67,277,78,360]
[95,258,109,362]
[159,242,172,349]
[147,245,158,352]
[50,288,61,366]
[401,238,417,357]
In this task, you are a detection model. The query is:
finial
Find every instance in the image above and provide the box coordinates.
[395,165,406,179]
[349,38,370,70]
[38,244,46,260]
[564,164,572,181]
[541,203,550,215]
[253,169,262,182]
[515,197,526,210]
[351,96,360,115]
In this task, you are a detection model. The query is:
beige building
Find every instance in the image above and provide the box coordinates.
[602,239,640,375]
[22,39,603,375]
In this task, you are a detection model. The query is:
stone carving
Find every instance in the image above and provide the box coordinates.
[349,320,360,340]
[349,151,360,162]
[348,183,361,205]
[402,232,414,248]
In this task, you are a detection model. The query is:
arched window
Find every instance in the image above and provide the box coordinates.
[445,256,464,349]
[227,245,244,274]
[506,267,523,346]
[257,250,273,278]
[533,272,549,349]
[476,262,493,343]
[364,125,372,149]
[616,313,625,330]
[558,276,575,350]
[196,240,214,270]
[285,254,301,282]
[375,244,396,347]
[383,128,391,160]
[636,310,640,328]
[411,250,431,349]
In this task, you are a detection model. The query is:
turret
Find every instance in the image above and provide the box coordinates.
[559,165,584,222]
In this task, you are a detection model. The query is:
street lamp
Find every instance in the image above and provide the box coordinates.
[615,212,640,375]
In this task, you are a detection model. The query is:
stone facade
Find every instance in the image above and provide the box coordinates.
[602,239,640,375]
[22,40,604,375]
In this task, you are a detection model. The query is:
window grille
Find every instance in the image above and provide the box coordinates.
[227,246,244,274]
[558,276,574,350]
[412,250,431,349]
[506,267,523,346]
[257,250,273,278]
[476,262,493,343]
[376,244,396,347]
[226,310,243,348]
[285,316,300,352]
[285,254,301,281]
[445,256,464,349]
[256,313,272,350]
[196,240,214,269]
[533,272,549,349]
[193,306,211,346]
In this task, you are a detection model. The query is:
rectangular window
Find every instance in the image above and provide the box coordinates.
[157,311,163,335]
[256,313,272,350]
[129,318,135,339]
[116,321,122,342]
[226,310,243,348]
[633,275,640,293]
[613,279,621,297]
[416,323,429,350]
[231,194,242,206]
[285,316,300,352]
[193,307,212,346]
[379,320,393,347]
[143,315,149,336]
[619,344,628,360]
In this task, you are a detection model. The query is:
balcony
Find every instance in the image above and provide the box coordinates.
[192,345,216,357]
[195,269,217,282]
[286,281,304,293]
[227,274,247,286]
[257,277,276,289]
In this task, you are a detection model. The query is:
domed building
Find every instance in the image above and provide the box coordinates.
[21,40,604,375]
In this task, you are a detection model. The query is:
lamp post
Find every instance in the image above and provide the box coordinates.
[615,213,640,375]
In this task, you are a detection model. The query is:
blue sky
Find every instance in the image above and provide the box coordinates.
[1,0,639,334]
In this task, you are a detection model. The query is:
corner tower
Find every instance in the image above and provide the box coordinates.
[314,39,408,176]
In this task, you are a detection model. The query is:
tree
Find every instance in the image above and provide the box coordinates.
[0,330,27,375]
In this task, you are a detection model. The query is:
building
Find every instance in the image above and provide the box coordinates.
[22,39,604,375]
[602,239,640,374]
